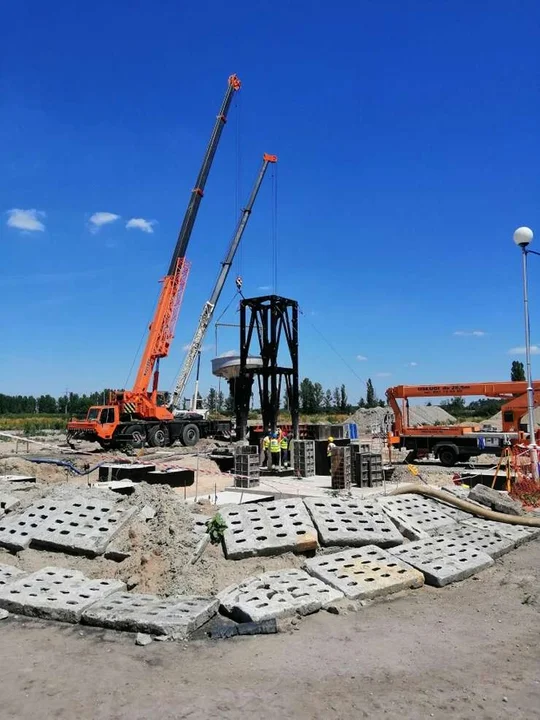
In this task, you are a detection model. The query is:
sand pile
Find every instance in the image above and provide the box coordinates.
[0,481,303,598]
[347,405,456,434]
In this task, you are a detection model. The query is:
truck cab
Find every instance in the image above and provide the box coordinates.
[67,405,120,448]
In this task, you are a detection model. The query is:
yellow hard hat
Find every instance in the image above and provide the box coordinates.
[328,436,334,442]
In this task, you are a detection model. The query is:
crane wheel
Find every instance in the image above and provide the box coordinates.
[148,426,169,448]
[182,423,200,447]
[125,425,145,449]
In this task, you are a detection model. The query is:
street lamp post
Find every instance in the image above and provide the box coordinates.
[513,226,539,481]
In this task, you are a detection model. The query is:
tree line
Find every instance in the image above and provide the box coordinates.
[298,378,384,415]
[0,391,111,416]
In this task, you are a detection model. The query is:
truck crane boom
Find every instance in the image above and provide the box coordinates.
[130,73,241,405]
[170,153,277,412]
[66,74,241,450]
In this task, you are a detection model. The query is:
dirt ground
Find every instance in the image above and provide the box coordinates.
[1,541,539,720]
[0,433,233,500]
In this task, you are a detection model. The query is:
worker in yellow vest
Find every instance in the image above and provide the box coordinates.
[270,432,281,469]
[327,436,336,474]
[280,434,289,468]
[262,433,270,467]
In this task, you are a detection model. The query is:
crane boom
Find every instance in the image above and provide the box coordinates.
[128,74,241,407]
[170,153,277,411]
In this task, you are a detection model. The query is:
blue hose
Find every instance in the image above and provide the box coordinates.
[27,458,105,476]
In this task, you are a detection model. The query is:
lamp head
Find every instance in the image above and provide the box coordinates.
[513,226,534,248]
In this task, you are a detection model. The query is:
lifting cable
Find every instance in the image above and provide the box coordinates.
[299,306,367,387]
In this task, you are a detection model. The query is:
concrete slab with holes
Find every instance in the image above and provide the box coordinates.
[438,525,515,559]
[461,517,540,546]
[82,592,219,639]
[0,497,137,556]
[0,566,125,623]
[304,497,403,548]
[0,492,20,518]
[0,562,27,589]
[419,496,473,523]
[304,545,424,600]
[218,568,343,622]
[221,499,319,560]
[388,536,493,587]
[378,495,458,540]
[191,514,212,537]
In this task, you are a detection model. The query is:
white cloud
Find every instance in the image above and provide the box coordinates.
[126,217,156,233]
[453,330,486,337]
[89,212,120,232]
[7,208,45,232]
[356,355,368,361]
[258,285,271,291]
[217,349,237,358]
[509,345,540,355]
[376,372,392,377]
[406,362,418,367]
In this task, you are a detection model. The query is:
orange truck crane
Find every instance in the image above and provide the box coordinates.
[387,381,540,467]
[67,74,241,450]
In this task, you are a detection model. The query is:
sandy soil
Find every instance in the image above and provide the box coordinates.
[0,541,538,720]
[0,434,233,500]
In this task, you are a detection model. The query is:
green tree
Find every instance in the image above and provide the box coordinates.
[206,388,217,413]
[332,387,340,410]
[324,389,333,412]
[366,379,377,408]
[358,397,366,408]
[300,378,316,414]
[511,360,526,382]
[224,393,234,414]
[313,383,324,413]
[37,395,57,414]
[339,384,348,412]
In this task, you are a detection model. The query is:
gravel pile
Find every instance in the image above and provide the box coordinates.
[347,405,456,434]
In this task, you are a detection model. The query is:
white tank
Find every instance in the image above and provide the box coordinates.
[211,354,263,380]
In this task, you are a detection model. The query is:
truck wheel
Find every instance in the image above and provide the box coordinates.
[458,454,471,463]
[182,423,200,447]
[148,426,169,448]
[125,425,145,449]
[438,447,458,467]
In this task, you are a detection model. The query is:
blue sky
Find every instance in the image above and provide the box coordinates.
[2,0,539,404]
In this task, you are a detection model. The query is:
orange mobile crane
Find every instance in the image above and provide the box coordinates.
[387,381,540,467]
[67,75,241,450]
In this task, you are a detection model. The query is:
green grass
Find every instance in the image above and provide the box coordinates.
[0,415,67,435]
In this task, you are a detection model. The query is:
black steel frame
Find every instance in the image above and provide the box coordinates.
[233,295,299,440]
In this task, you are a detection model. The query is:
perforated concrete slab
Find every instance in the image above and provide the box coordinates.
[461,517,540,546]
[439,525,515,559]
[305,545,424,600]
[221,499,319,560]
[378,495,457,540]
[420,496,473,523]
[0,503,41,550]
[0,562,27,588]
[388,536,493,587]
[304,497,403,548]
[0,566,125,622]
[0,492,20,517]
[191,514,212,537]
[82,592,219,639]
[0,496,138,556]
[218,568,343,622]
